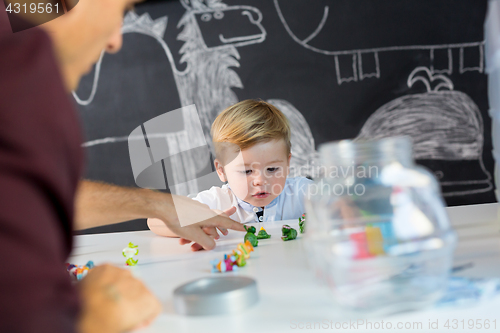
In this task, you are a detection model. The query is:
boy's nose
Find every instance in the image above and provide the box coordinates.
[252,174,267,186]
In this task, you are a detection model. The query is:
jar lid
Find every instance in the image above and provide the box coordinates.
[173,276,259,316]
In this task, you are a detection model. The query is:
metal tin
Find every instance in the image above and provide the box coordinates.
[173,276,259,316]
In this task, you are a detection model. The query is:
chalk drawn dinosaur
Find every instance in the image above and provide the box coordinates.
[176,0,317,182]
[75,0,318,195]
[357,67,492,197]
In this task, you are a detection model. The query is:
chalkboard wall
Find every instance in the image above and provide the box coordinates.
[75,0,494,234]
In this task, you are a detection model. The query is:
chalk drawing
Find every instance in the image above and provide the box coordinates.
[430,48,452,75]
[75,2,264,194]
[301,5,329,45]
[77,1,316,194]
[460,45,485,74]
[268,99,318,178]
[357,67,492,196]
[83,133,173,148]
[173,0,316,181]
[274,0,484,84]
[407,66,454,92]
[334,54,358,84]
[358,51,380,80]
[72,51,105,105]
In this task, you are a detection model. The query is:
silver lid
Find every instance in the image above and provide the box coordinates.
[173,276,259,316]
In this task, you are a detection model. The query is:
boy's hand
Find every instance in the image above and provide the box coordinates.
[178,206,239,251]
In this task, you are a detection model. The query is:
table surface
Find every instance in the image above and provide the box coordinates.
[70,203,500,333]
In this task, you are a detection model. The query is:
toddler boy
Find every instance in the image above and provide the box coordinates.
[148,100,312,235]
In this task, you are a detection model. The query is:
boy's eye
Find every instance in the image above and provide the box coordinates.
[267,167,279,172]
[241,170,252,175]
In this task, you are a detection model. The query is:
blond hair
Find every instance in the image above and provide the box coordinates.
[211,99,291,162]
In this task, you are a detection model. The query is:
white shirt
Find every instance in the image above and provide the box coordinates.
[189,177,313,223]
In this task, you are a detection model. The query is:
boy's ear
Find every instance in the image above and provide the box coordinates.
[214,159,227,182]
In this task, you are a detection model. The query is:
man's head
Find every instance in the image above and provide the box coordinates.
[211,99,292,207]
[40,0,141,91]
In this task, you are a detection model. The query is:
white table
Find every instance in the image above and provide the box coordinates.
[70,203,500,333]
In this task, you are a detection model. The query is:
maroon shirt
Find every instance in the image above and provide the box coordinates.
[0,12,84,333]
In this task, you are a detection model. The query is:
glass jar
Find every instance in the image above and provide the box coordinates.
[304,136,456,317]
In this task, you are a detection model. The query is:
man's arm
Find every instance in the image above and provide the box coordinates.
[75,180,245,250]
[74,180,168,230]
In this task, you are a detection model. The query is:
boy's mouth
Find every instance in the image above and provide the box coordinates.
[252,191,270,199]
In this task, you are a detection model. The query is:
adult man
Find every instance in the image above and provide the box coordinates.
[41,0,242,250]
[0,1,244,332]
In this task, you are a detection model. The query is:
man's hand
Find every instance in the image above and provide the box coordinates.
[153,197,245,250]
[177,206,238,251]
[77,264,161,333]
[74,180,246,250]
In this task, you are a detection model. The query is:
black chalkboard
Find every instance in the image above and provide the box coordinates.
[75,0,494,233]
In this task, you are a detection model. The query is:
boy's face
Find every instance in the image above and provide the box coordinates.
[215,139,291,208]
